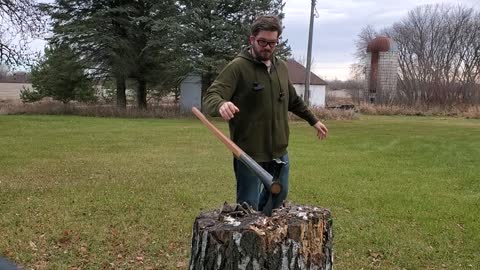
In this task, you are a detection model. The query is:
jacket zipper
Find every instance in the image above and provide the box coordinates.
[269,66,275,160]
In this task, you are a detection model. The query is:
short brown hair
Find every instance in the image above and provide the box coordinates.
[251,15,282,37]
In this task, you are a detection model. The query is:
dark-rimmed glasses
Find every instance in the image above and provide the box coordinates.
[256,39,278,48]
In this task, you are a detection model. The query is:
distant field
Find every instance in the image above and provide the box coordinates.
[0,115,479,269]
[0,83,31,100]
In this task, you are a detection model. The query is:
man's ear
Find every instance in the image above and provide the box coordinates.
[249,35,255,45]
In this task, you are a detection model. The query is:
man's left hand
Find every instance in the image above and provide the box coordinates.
[313,121,328,140]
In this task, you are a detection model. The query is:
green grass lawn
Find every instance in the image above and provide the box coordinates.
[0,115,479,269]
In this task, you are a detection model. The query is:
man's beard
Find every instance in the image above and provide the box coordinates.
[252,44,273,61]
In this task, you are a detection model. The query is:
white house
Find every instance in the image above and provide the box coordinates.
[286,59,327,107]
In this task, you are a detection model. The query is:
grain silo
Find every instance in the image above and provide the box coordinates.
[365,37,399,104]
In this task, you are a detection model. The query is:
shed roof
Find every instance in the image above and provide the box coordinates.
[286,59,327,85]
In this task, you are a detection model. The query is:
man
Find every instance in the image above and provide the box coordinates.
[203,15,328,211]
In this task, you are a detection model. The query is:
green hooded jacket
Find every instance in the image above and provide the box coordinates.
[203,48,319,162]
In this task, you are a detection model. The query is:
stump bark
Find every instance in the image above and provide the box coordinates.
[188,203,333,270]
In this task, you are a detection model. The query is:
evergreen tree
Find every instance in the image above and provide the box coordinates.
[45,0,289,108]
[20,44,95,104]
[47,0,180,109]
[47,0,135,108]
[178,0,290,94]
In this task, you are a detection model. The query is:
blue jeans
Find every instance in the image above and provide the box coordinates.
[233,154,289,211]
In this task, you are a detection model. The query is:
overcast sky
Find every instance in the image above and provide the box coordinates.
[282,0,480,80]
[26,0,479,80]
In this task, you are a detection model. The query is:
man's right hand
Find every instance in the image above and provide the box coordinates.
[219,101,240,120]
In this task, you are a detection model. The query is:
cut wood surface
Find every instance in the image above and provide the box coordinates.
[189,203,333,270]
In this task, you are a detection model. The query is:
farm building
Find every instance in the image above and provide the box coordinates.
[286,59,327,107]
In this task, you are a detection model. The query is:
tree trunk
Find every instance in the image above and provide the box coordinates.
[137,78,147,109]
[201,73,213,110]
[116,76,126,109]
[189,203,333,270]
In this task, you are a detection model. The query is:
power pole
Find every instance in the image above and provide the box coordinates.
[304,0,316,106]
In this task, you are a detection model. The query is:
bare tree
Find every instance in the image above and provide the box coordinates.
[351,25,381,80]
[392,4,480,106]
[353,4,480,106]
[0,0,46,67]
[347,26,379,103]
[354,25,378,62]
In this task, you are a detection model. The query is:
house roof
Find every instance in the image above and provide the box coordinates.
[286,59,327,85]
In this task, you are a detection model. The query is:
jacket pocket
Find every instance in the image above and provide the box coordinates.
[275,119,289,150]
[237,121,268,156]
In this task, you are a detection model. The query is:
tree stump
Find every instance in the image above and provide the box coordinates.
[188,203,333,270]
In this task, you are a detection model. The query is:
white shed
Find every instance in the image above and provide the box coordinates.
[286,59,327,107]
[180,73,202,112]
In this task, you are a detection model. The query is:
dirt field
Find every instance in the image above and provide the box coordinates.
[0,83,32,100]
